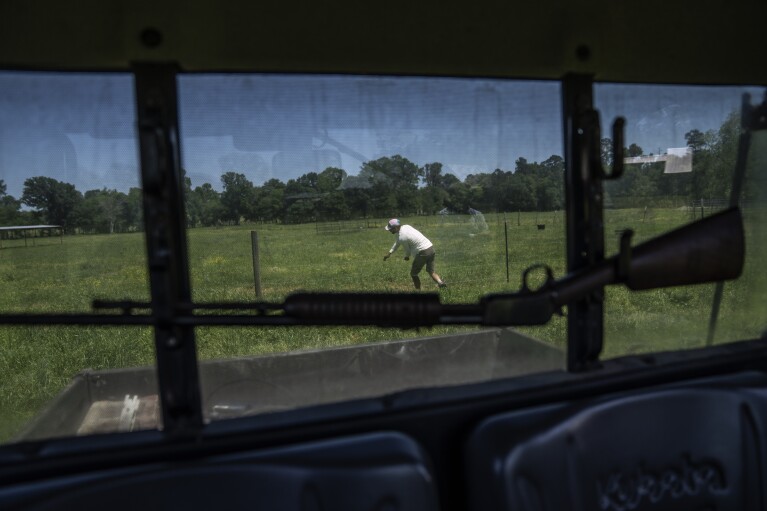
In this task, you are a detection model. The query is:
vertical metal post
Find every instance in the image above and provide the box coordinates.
[251,231,262,298]
[134,62,203,438]
[504,220,509,283]
[707,92,759,345]
[562,74,604,372]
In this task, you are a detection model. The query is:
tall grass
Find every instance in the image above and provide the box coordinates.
[0,207,764,441]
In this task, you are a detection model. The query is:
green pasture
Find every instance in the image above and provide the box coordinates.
[0,207,765,442]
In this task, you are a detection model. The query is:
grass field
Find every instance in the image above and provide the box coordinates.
[0,208,765,442]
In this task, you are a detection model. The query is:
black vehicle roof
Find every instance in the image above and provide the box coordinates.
[0,0,765,85]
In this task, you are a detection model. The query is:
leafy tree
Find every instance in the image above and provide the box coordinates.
[423,162,443,188]
[340,184,372,219]
[0,195,21,225]
[508,174,536,211]
[709,112,740,198]
[73,189,128,233]
[124,187,144,231]
[251,179,286,222]
[96,189,127,233]
[316,167,347,193]
[313,167,350,220]
[285,199,316,224]
[536,155,565,210]
[684,129,712,153]
[316,191,350,220]
[283,174,321,224]
[482,169,511,211]
[71,194,100,233]
[357,155,422,216]
[220,172,254,225]
[180,168,194,226]
[626,143,643,157]
[419,186,448,215]
[601,137,614,167]
[189,183,224,227]
[687,113,739,201]
[288,172,319,193]
[440,173,460,190]
[21,176,82,232]
[0,180,22,225]
[445,181,482,212]
[410,162,447,215]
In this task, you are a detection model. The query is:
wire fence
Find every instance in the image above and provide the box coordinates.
[687,198,729,221]
[189,204,745,302]
[248,212,567,296]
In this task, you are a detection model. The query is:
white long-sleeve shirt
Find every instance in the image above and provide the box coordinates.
[389,225,433,257]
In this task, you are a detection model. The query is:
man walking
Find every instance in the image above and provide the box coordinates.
[383,218,447,290]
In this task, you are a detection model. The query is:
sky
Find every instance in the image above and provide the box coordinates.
[0,72,763,198]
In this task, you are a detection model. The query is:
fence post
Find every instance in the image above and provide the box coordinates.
[504,219,510,283]
[251,231,262,299]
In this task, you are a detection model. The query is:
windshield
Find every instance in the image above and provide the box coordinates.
[594,83,767,357]
[0,72,157,441]
[176,75,567,419]
[0,71,765,441]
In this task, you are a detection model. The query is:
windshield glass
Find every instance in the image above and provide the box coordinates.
[177,74,567,420]
[0,72,157,442]
[595,83,767,357]
[2,72,764,441]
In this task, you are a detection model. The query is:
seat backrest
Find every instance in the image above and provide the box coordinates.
[466,386,767,511]
[4,431,439,511]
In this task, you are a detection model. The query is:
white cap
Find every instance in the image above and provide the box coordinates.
[385,218,401,231]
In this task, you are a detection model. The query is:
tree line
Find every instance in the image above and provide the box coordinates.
[0,112,745,234]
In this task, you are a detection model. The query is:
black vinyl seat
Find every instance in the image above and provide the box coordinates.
[466,381,767,511]
[4,431,439,511]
